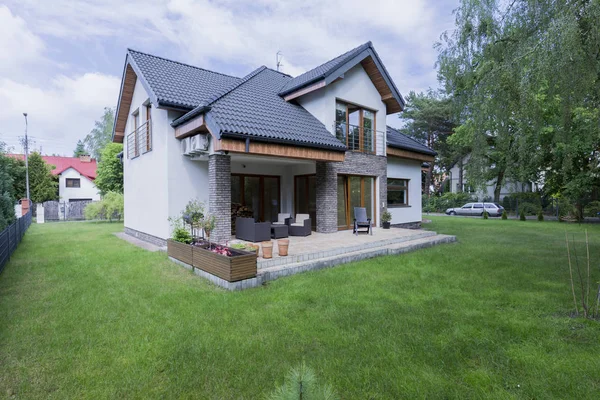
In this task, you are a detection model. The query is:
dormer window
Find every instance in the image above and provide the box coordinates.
[335,101,375,154]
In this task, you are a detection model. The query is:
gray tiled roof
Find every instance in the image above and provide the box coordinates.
[209,68,346,150]
[386,126,437,156]
[128,49,240,109]
[278,42,372,95]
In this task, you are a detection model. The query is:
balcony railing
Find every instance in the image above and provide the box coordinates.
[334,122,379,154]
[127,121,152,159]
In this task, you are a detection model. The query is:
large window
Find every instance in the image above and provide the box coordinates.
[387,178,408,207]
[66,178,81,188]
[337,175,374,229]
[335,101,376,153]
[231,174,280,223]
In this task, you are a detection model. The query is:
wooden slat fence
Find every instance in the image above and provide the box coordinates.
[0,211,32,274]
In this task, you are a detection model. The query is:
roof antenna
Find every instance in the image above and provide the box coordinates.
[276,51,283,72]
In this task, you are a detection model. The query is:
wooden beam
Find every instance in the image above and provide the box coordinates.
[113,64,137,143]
[174,115,206,139]
[386,146,434,162]
[220,138,345,162]
[283,80,326,101]
[360,56,403,114]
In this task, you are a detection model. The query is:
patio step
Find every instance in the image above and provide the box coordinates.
[257,230,437,270]
[257,233,456,282]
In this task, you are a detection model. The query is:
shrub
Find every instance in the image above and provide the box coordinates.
[172,227,192,244]
[84,191,124,221]
[537,210,544,221]
[584,201,600,217]
[501,210,508,220]
[519,210,526,221]
[519,202,539,216]
[381,210,392,223]
[483,210,489,219]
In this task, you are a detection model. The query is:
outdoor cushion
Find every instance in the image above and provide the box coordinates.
[272,213,291,225]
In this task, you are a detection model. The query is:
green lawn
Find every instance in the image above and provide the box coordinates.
[1,218,599,399]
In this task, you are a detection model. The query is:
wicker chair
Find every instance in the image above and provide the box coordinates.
[287,214,312,236]
[235,217,271,242]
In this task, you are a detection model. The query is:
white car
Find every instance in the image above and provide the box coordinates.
[446,202,504,217]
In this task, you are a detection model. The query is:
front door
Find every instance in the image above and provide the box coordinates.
[337,175,374,230]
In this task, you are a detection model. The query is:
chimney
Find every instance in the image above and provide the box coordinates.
[79,154,91,163]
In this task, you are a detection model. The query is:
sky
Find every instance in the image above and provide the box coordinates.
[0,0,458,156]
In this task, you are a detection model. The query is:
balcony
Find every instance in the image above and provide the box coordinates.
[334,122,379,154]
[126,121,152,159]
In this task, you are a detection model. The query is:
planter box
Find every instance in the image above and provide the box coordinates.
[167,239,193,265]
[167,239,257,282]
[192,245,257,282]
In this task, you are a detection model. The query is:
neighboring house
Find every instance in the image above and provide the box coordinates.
[9,154,100,202]
[112,41,436,245]
[448,154,541,201]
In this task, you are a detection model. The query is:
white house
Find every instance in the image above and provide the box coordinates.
[9,154,100,202]
[448,154,541,201]
[112,42,436,245]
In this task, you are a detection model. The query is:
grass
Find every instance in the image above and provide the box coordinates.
[0,218,599,399]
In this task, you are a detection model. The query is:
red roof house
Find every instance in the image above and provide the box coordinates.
[8,154,97,180]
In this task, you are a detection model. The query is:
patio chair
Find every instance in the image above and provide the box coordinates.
[272,213,291,226]
[353,207,372,235]
[235,217,271,242]
[287,214,312,236]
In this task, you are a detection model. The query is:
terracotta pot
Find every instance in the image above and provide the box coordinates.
[261,241,273,259]
[278,239,289,256]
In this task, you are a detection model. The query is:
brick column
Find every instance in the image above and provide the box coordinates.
[379,172,387,227]
[315,161,338,233]
[208,154,231,244]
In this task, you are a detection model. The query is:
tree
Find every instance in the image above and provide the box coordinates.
[0,142,17,230]
[437,0,600,204]
[84,107,115,161]
[398,90,458,195]
[28,152,58,203]
[95,143,123,195]
[73,140,87,157]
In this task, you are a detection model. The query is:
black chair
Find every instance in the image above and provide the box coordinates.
[353,207,372,235]
[235,217,271,242]
[287,214,312,237]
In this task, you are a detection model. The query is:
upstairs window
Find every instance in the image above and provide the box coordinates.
[335,101,376,153]
[66,178,81,188]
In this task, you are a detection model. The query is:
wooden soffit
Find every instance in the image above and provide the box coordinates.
[113,64,137,143]
[387,146,434,162]
[174,114,208,139]
[217,138,345,162]
[360,56,403,114]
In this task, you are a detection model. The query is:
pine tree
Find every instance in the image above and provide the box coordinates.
[28,153,58,203]
[73,140,87,157]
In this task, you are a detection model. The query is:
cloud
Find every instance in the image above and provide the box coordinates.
[0,6,45,80]
[0,73,121,155]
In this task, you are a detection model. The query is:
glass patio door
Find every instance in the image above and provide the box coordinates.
[337,175,374,230]
[294,175,316,230]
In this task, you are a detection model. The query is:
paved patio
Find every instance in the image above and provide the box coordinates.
[230,227,441,269]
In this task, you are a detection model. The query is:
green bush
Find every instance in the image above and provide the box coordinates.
[501,210,508,220]
[83,191,124,221]
[537,210,544,221]
[584,201,600,217]
[172,227,192,244]
[520,210,526,221]
[483,210,489,219]
[519,202,539,216]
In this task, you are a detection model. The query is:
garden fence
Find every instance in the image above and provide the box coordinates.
[0,211,32,274]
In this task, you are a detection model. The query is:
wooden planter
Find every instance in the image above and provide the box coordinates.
[167,239,193,265]
[167,239,257,282]
[193,245,257,282]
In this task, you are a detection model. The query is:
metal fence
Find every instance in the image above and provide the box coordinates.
[0,211,32,274]
[43,200,93,221]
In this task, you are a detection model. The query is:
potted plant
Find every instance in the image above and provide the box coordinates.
[381,210,392,229]
[167,216,194,265]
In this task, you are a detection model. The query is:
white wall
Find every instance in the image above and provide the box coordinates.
[58,167,101,202]
[387,157,422,224]
[297,64,387,156]
[123,78,170,240]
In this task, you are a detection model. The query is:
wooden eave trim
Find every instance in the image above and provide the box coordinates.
[174,114,207,139]
[386,146,435,162]
[219,138,345,162]
[283,80,327,101]
[113,64,137,143]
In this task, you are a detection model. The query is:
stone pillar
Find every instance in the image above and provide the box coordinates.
[379,173,387,227]
[208,154,231,244]
[315,161,338,233]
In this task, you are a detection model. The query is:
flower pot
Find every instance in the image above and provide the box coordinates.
[247,245,259,256]
[261,241,273,259]
[278,239,289,256]
[382,222,391,229]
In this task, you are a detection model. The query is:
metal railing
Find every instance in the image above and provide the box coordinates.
[334,122,379,154]
[127,121,152,159]
[0,211,32,274]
